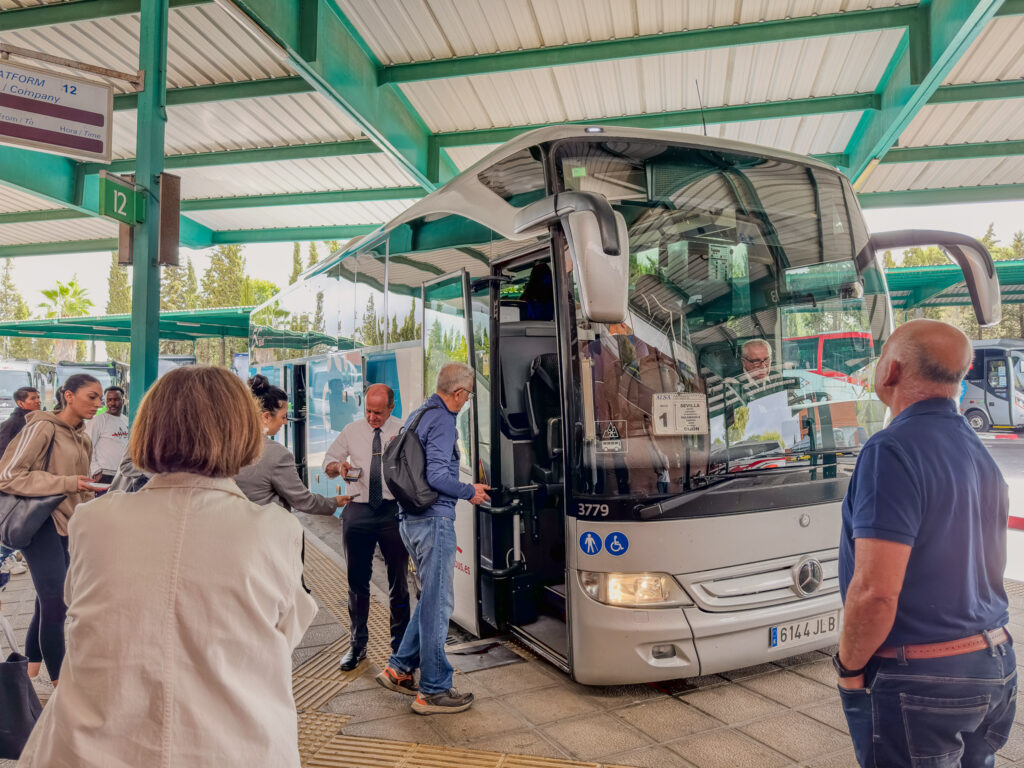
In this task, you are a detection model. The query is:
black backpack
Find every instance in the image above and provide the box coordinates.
[383,405,440,514]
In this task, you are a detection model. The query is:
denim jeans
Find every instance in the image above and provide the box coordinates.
[388,516,456,695]
[840,638,1017,767]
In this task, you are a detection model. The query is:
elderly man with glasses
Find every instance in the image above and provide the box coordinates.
[376,362,489,715]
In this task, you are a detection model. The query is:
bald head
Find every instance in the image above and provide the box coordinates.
[364,383,395,428]
[876,320,971,410]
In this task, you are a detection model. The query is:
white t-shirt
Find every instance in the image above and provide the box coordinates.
[85,411,130,476]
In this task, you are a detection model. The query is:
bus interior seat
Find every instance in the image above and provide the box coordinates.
[524,352,562,485]
[498,321,556,440]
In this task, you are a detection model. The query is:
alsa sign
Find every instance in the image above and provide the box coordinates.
[0,60,113,163]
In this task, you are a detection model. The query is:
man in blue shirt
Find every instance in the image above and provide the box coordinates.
[376,362,489,714]
[837,319,1015,767]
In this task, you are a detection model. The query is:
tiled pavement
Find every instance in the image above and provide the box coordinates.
[2,529,1023,768]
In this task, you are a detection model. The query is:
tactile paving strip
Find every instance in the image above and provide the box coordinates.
[297,712,352,762]
[293,676,350,713]
[304,736,607,768]
[303,540,394,670]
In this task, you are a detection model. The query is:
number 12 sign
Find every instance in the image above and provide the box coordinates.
[99,172,145,226]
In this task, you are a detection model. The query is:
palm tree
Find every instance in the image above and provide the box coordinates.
[39,277,94,362]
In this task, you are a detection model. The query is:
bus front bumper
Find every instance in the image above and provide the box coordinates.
[570,592,842,686]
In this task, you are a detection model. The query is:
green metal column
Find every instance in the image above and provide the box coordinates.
[129,0,168,420]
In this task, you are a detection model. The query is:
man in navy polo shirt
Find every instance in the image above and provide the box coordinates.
[836,319,1015,767]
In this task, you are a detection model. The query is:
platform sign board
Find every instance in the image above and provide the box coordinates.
[0,60,113,163]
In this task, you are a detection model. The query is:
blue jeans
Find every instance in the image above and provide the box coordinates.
[388,516,456,695]
[841,638,1017,767]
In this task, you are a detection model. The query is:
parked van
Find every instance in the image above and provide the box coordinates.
[961,339,1024,431]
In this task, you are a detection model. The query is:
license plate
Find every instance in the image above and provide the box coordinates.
[769,611,840,649]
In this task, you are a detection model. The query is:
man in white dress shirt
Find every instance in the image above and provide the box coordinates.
[324,383,408,671]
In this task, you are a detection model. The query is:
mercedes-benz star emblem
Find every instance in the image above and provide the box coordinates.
[792,558,824,597]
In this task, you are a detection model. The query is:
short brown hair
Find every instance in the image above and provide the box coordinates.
[131,366,263,477]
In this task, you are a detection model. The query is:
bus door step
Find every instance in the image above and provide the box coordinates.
[543,582,567,619]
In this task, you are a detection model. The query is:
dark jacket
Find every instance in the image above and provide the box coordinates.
[410,393,475,519]
[0,407,31,458]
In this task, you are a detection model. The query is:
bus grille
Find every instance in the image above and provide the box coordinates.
[677,550,839,612]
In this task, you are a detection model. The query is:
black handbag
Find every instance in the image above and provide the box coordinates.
[0,612,42,760]
[0,431,65,550]
[383,406,440,514]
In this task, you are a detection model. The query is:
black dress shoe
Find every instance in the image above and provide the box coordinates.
[339,646,367,671]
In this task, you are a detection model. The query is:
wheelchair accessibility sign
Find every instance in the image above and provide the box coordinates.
[604,532,629,556]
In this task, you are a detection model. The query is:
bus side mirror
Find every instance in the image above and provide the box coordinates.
[869,230,1001,326]
[513,191,629,324]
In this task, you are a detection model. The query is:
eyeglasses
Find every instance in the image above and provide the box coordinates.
[456,388,476,400]
[742,356,772,366]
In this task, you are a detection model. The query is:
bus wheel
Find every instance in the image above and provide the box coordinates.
[966,409,990,432]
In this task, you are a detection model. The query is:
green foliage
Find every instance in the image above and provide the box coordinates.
[240,277,280,307]
[0,260,37,359]
[184,257,200,310]
[307,242,319,270]
[289,242,302,285]
[40,276,93,363]
[105,254,132,362]
[727,405,749,444]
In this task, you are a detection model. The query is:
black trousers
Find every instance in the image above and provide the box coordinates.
[342,501,410,652]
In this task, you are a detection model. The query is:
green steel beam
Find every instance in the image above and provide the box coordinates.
[229,0,439,188]
[0,0,208,31]
[0,239,119,258]
[433,94,879,149]
[81,140,379,175]
[995,0,1024,14]
[882,140,1024,164]
[211,225,379,245]
[180,187,423,211]
[844,1,1004,182]
[0,209,89,225]
[929,80,1024,104]
[858,184,1024,208]
[129,0,168,411]
[905,280,963,309]
[113,76,314,111]
[379,6,918,84]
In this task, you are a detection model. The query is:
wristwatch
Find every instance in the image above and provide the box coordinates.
[832,653,866,678]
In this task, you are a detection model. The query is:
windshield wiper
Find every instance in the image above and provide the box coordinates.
[638,465,820,520]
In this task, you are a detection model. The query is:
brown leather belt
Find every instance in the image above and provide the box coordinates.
[876,627,1010,660]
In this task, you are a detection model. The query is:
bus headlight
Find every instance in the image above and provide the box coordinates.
[578,571,692,607]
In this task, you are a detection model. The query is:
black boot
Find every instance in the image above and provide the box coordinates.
[339,646,367,671]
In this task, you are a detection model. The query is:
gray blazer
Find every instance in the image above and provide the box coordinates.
[235,437,335,516]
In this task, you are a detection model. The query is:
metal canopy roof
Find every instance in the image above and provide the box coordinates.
[0,0,1022,257]
[886,261,1024,311]
[0,306,255,341]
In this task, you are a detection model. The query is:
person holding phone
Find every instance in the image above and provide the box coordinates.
[323,383,408,671]
[235,375,349,516]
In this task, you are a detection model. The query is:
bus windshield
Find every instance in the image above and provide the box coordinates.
[554,138,889,503]
[1012,353,1024,391]
[0,370,32,399]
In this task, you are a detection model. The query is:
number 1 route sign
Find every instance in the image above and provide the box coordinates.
[0,60,113,163]
[99,172,145,226]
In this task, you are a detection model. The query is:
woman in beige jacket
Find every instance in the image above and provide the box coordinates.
[0,373,99,685]
[16,366,318,768]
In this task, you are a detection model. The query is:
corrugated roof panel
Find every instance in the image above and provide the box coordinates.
[0,216,116,246]
[403,31,901,133]
[175,154,419,199]
[0,0,67,8]
[863,156,1024,193]
[673,112,862,156]
[111,92,364,159]
[0,3,292,92]
[899,100,1024,147]
[0,186,63,214]
[187,201,415,231]
[337,0,910,65]
[444,144,503,172]
[944,16,1024,85]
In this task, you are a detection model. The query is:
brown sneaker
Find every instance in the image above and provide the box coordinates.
[375,666,417,696]
[411,687,474,715]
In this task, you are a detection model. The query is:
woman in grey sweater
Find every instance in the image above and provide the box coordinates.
[236,375,347,516]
